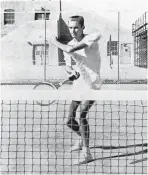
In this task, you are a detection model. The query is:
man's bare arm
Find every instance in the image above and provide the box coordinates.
[65,65,75,74]
[50,39,87,53]
[50,32,101,53]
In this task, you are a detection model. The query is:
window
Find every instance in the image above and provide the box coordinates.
[4,9,15,25]
[33,44,49,65]
[58,50,76,66]
[35,11,50,20]
[1,33,6,37]
[107,41,118,56]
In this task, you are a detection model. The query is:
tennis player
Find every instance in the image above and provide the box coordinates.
[50,16,102,165]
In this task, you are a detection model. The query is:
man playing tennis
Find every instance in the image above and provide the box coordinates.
[50,16,102,165]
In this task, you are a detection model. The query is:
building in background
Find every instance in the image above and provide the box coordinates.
[1,0,53,37]
[120,43,132,64]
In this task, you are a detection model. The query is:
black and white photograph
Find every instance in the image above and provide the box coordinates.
[0,0,147,91]
[0,0,148,174]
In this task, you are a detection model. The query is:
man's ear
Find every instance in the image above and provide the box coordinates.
[82,26,85,30]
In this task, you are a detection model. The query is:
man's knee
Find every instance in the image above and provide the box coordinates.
[80,101,94,117]
[66,118,73,127]
[79,110,88,125]
[80,111,87,119]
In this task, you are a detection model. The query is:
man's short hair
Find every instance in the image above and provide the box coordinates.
[69,16,84,27]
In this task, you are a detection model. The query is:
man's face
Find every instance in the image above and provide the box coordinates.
[68,20,84,39]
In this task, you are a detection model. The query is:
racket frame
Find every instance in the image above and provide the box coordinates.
[33,82,57,106]
[33,79,70,106]
[33,81,57,90]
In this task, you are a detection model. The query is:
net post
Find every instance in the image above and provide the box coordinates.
[109,35,112,69]
[59,0,62,17]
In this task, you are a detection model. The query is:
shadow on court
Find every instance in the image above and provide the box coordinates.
[89,143,147,150]
[130,157,148,164]
[84,143,147,164]
[85,149,147,165]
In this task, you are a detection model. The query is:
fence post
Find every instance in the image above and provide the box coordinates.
[118,11,120,80]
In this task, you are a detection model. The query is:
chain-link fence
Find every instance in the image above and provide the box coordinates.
[132,12,147,68]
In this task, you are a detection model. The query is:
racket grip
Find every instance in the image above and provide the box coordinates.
[59,79,69,86]
[59,72,80,86]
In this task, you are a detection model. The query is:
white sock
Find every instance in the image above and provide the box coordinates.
[82,147,90,154]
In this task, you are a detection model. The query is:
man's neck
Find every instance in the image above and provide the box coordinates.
[74,34,84,42]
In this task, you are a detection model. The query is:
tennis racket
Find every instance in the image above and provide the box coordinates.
[33,78,73,106]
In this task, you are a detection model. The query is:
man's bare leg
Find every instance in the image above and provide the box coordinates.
[66,101,82,151]
[66,100,81,135]
[74,100,95,165]
[80,100,95,152]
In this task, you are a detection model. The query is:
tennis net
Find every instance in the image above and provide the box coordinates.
[1,100,147,174]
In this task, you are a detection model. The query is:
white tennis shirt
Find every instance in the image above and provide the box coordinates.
[64,34,102,90]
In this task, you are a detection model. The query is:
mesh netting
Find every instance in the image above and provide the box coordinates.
[1,100,147,174]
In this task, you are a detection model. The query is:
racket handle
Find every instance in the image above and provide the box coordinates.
[59,79,70,86]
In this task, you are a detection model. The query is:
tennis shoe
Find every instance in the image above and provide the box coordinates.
[73,152,93,165]
[69,139,83,152]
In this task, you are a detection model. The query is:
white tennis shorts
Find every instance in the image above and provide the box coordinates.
[72,75,102,91]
